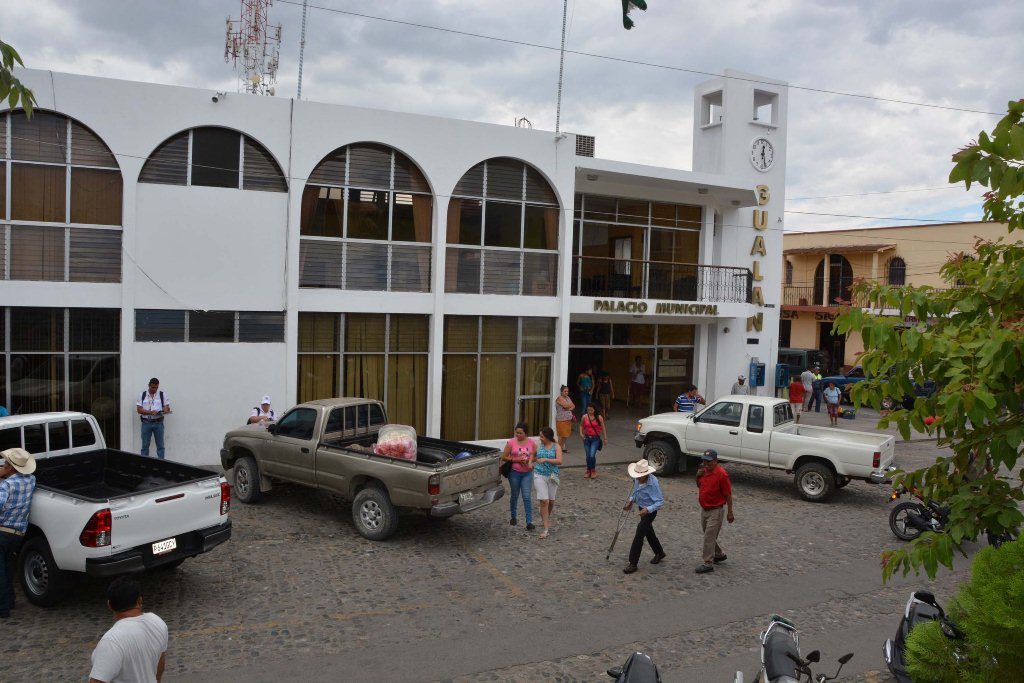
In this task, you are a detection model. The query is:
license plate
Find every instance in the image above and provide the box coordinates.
[459,491,474,505]
[152,538,177,555]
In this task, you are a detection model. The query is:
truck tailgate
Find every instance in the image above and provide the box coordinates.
[108,476,225,556]
[441,455,501,496]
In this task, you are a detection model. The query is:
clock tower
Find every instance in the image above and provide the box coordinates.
[692,70,788,397]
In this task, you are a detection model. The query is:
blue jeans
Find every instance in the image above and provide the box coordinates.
[141,420,165,459]
[579,392,591,417]
[584,437,601,470]
[810,388,822,412]
[0,532,22,615]
[508,469,533,524]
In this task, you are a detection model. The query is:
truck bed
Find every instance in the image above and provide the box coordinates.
[774,423,892,447]
[35,449,222,503]
[322,434,496,466]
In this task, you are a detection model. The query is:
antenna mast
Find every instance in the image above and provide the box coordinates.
[225,0,282,95]
[296,0,309,99]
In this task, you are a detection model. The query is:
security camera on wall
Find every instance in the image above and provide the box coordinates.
[212,91,227,103]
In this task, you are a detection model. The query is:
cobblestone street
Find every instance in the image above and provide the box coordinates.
[4,417,1001,682]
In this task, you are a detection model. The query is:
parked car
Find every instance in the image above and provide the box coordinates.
[220,398,504,540]
[634,395,896,501]
[821,366,867,395]
[0,412,232,606]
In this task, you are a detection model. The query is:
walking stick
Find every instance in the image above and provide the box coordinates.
[606,485,635,561]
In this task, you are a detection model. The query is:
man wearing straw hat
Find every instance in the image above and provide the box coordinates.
[622,458,666,574]
[0,447,37,618]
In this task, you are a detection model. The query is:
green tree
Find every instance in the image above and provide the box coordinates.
[905,537,1024,681]
[833,99,1024,581]
[0,38,35,115]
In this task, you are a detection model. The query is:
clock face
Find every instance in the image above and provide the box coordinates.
[750,137,775,172]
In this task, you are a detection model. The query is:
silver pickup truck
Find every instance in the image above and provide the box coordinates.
[220,398,504,540]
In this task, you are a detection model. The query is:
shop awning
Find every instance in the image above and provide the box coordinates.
[783,243,896,255]
[575,159,758,208]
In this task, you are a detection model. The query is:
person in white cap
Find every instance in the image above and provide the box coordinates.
[0,447,37,618]
[622,458,665,574]
[730,374,750,395]
[248,396,277,425]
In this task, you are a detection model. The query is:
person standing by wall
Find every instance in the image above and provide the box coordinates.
[88,576,168,683]
[596,372,615,418]
[799,367,815,412]
[137,378,171,459]
[730,374,750,395]
[501,422,536,531]
[809,365,823,413]
[248,395,276,425]
[554,386,575,454]
[533,427,563,539]
[622,458,665,574]
[788,376,805,424]
[823,381,842,426]
[576,367,594,417]
[694,449,734,574]
[628,355,648,409]
[0,448,36,619]
[579,403,606,479]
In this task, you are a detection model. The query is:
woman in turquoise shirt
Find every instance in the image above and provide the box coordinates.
[534,427,563,539]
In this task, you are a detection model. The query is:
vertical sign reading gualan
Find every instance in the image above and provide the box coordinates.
[747,185,769,332]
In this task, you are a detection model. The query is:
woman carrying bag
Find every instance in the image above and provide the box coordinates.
[534,427,563,539]
[501,422,536,530]
[554,385,575,454]
[579,403,606,479]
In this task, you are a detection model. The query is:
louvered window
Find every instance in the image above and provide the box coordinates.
[445,158,560,296]
[2,111,123,283]
[299,144,433,292]
[136,309,284,343]
[139,127,286,192]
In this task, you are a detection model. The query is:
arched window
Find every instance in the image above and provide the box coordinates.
[140,127,286,192]
[298,143,432,292]
[785,260,793,285]
[886,256,906,286]
[446,158,559,296]
[2,110,123,282]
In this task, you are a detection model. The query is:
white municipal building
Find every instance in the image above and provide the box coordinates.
[0,68,785,465]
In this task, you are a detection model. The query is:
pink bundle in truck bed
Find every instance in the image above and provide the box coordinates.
[372,425,418,460]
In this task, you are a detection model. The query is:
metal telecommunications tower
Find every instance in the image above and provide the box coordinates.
[224,0,282,95]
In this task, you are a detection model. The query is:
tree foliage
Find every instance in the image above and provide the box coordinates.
[0,38,35,116]
[905,537,1024,682]
[833,99,1024,581]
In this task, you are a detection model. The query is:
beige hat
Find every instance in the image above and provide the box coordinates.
[1,447,36,475]
[627,458,657,478]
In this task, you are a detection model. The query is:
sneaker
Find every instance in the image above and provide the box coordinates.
[650,552,666,565]
[623,564,638,574]
[510,517,517,526]
[591,469,598,478]
[526,523,536,531]
[713,554,727,564]
[695,563,714,574]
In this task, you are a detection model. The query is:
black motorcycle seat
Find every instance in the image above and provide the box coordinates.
[615,652,661,683]
[908,602,942,625]
[764,630,800,681]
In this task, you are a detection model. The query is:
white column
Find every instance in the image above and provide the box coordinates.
[426,195,449,437]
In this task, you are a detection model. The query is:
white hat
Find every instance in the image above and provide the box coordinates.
[1,447,36,475]
[261,395,272,405]
[627,458,657,478]
[738,374,746,380]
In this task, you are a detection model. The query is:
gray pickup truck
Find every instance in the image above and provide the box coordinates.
[220,398,504,540]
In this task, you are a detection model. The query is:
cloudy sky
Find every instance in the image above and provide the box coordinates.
[4,0,1020,236]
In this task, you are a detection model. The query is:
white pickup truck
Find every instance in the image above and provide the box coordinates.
[0,412,232,606]
[634,395,896,501]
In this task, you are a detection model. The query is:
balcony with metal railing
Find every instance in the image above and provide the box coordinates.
[571,256,752,303]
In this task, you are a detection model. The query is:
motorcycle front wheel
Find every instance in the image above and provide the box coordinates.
[890,501,927,541]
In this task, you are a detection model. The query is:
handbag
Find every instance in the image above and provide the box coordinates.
[500,460,512,478]
[596,439,603,451]
[549,472,560,487]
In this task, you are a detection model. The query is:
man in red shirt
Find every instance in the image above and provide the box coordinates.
[788,377,805,424]
[695,449,734,574]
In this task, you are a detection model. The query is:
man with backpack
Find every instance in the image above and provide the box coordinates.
[247,395,276,425]
[136,378,171,459]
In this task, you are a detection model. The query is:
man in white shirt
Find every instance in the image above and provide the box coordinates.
[730,374,750,395]
[89,576,168,683]
[136,378,171,460]
[248,395,276,425]
[799,368,815,412]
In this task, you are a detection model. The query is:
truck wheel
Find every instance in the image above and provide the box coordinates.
[19,536,69,607]
[233,456,262,504]
[644,440,679,475]
[353,484,399,541]
[794,462,836,502]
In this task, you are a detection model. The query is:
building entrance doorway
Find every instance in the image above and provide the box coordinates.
[818,321,846,373]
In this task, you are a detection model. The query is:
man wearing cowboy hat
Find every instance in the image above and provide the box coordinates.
[695,449,734,574]
[0,447,37,618]
[622,458,666,574]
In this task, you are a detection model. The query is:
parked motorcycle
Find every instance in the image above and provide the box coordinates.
[606,651,661,683]
[734,615,853,683]
[888,485,1018,547]
[883,590,964,682]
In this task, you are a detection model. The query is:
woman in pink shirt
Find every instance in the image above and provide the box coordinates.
[501,422,536,530]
